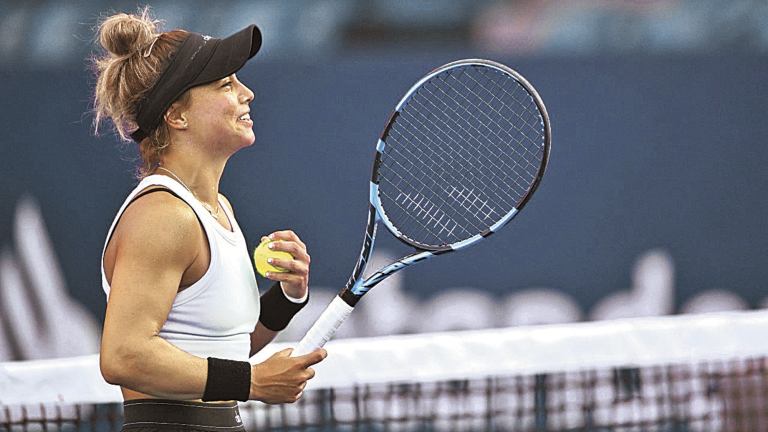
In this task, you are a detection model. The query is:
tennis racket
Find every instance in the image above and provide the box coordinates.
[293,59,551,356]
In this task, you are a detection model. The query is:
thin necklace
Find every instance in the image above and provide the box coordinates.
[157,166,219,220]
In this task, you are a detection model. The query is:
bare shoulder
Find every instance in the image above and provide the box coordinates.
[110,189,203,270]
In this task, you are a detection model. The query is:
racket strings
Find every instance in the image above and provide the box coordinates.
[444,65,543,156]
[400,81,538,199]
[405,82,538,203]
[392,76,534,218]
[382,101,538,244]
[384,117,506,240]
[383,121,520,244]
[381,151,487,243]
[386,119,509,239]
[403,103,518,196]
[434,66,543,184]
[432,66,542,162]
[377,64,546,247]
[408,67,541,203]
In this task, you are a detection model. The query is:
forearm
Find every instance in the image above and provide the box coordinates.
[250,280,310,357]
[250,322,279,357]
[100,334,207,400]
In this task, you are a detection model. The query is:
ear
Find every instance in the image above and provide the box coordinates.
[164,102,188,131]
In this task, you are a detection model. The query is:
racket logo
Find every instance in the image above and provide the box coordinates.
[445,186,494,220]
[397,192,458,240]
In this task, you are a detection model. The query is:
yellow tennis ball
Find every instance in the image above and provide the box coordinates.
[253,240,294,277]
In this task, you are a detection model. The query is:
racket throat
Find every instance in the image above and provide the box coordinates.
[339,287,362,307]
[344,205,379,298]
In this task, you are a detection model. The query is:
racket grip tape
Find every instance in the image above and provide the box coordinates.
[292,295,354,356]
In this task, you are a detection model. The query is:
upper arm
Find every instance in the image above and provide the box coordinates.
[102,193,203,349]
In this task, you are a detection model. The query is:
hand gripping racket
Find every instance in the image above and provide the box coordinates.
[293,59,551,356]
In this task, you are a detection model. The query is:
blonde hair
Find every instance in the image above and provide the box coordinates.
[90,6,189,178]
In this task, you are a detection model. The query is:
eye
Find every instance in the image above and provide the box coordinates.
[222,80,233,88]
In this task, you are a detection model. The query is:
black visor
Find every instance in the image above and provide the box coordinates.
[131,25,262,142]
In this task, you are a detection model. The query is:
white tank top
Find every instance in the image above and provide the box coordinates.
[101,175,260,361]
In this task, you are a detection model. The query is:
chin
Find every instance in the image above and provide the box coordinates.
[243,133,256,146]
[237,136,255,150]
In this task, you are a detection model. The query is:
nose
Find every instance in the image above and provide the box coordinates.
[240,83,254,104]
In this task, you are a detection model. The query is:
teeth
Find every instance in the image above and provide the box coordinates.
[239,113,250,121]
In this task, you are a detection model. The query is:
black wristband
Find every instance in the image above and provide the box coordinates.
[259,281,308,331]
[202,357,251,402]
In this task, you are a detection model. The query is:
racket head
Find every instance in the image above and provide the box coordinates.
[370,59,551,252]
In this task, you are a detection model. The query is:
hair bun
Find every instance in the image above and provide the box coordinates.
[99,10,159,57]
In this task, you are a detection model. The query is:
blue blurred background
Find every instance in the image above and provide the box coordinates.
[1,0,767,361]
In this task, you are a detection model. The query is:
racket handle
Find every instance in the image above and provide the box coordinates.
[292,295,354,356]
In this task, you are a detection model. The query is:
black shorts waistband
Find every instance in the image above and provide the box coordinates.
[122,399,245,431]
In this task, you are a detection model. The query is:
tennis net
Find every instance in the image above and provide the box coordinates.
[2,310,768,431]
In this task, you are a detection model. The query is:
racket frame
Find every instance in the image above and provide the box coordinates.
[293,59,550,356]
[340,58,550,305]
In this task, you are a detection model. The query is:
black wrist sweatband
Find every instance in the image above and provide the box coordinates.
[259,281,308,331]
[202,357,251,402]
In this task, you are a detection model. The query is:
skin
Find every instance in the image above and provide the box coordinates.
[100,73,326,404]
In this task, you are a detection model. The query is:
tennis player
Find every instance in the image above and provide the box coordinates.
[91,7,326,431]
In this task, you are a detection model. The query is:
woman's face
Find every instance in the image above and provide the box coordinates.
[182,73,255,150]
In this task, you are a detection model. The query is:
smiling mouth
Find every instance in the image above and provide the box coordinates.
[238,113,251,121]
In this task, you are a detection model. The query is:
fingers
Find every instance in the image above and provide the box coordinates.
[295,348,328,368]
[268,234,309,261]
[275,348,294,357]
[251,348,327,404]
[265,255,308,275]
[261,231,310,268]
[263,230,307,251]
[276,348,326,372]
[261,231,310,295]
[264,257,309,290]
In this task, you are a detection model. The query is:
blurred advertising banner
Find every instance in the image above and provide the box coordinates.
[1,55,766,360]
